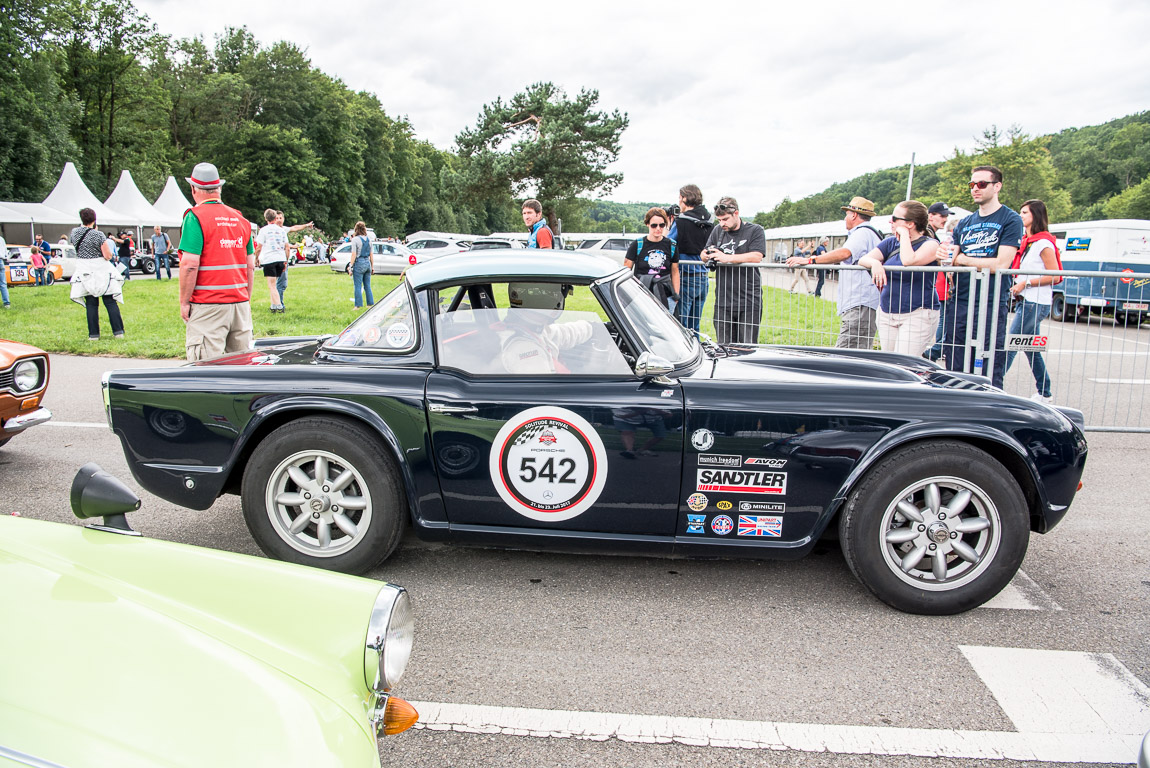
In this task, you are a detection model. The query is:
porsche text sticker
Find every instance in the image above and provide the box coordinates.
[489,407,607,522]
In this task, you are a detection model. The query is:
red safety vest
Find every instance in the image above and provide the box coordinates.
[188,202,252,304]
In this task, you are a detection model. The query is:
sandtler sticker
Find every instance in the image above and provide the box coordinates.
[697,469,787,495]
[711,515,734,535]
[686,492,708,512]
[489,407,607,522]
[386,323,412,348]
[690,429,714,451]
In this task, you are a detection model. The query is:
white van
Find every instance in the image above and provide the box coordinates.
[1050,219,1150,326]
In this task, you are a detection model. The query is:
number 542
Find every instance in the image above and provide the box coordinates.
[519,457,577,483]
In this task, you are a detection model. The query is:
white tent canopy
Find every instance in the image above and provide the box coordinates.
[152,176,193,224]
[42,161,135,227]
[105,169,180,227]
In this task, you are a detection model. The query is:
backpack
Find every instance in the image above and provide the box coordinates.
[633,237,677,264]
[358,236,371,260]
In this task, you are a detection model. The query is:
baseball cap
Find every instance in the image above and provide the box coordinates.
[928,202,952,216]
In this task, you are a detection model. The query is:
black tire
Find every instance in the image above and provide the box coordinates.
[0,436,11,449]
[241,416,404,574]
[44,272,55,286]
[1051,293,1066,322]
[838,440,1029,615]
[1120,311,1144,328]
[142,257,156,274]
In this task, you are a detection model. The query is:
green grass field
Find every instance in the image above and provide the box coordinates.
[2,267,839,358]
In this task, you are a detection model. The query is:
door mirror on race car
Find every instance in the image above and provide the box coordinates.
[634,352,674,380]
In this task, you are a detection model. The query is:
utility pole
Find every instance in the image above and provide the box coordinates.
[906,152,916,200]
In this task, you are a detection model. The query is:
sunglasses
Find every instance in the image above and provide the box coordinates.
[968,180,997,190]
[714,204,736,214]
[649,222,667,228]
[891,216,913,222]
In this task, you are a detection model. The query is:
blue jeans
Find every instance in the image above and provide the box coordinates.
[276,264,288,305]
[155,252,171,279]
[353,260,373,307]
[34,267,47,286]
[1004,300,1052,397]
[678,263,708,333]
[0,264,9,305]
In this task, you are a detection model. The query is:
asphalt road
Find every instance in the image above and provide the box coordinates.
[3,354,1147,768]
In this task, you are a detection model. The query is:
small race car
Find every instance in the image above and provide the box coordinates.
[0,339,51,448]
[103,251,1088,615]
[4,246,65,286]
[0,464,418,767]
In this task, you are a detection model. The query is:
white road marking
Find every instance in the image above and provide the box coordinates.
[960,646,1150,735]
[44,421,107,429]
[1088,378,1150,384]
[411,701,1142,763]
[981,570,1062,611]
[1058,326,1150,347]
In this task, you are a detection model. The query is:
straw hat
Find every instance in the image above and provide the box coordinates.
[841,196,876,217]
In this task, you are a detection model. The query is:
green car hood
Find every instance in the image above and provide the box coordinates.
[0,515,386,768]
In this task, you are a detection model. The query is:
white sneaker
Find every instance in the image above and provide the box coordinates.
[1030,393,1054,404]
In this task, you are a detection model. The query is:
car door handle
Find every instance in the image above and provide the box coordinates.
[428,403,479,415]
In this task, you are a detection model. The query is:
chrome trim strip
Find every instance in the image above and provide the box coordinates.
[0,743,71,768]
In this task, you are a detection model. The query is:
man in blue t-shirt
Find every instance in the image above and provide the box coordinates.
[938,165,1023,388]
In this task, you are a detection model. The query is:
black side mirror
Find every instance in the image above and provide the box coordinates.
[70,463,142,536]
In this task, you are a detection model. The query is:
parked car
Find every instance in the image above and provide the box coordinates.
[329,241,423,275]
[48,242,78,279]
[0,339,51,448]
[405,236,471,260]
[0,464,418,767]
[103,251,1088,615]
[572,236,638,266]
[469,238,525,251]
[4,246,65,286]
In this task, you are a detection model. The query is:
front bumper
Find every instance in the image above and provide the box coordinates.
[2,407,52,434]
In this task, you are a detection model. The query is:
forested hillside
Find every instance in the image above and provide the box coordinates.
[753,114,1150,228]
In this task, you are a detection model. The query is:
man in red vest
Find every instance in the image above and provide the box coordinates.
[177,162,256,361]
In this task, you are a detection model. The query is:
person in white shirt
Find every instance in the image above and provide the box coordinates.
[0,233,9,308]
[1004,199,1059,403]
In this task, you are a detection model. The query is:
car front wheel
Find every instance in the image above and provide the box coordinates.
[241,416,404,574]
[142,258,156,274]
[839,440,1028,615]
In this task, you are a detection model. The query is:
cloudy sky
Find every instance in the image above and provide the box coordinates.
[139,0,1150,215]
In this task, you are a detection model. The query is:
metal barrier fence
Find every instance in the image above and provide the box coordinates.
[687,262,1150,432]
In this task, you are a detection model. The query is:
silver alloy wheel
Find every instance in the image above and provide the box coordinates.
[264,449,373,558]
[878,475,1001,592]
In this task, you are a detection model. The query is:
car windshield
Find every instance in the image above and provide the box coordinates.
[611,276,697,364]
[328,283,418,351]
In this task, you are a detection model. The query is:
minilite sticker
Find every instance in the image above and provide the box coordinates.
[690,429,714,451]
[386,323,412,348]
[738,515,783,537]
[711,515,734,535]
[686,492,708,511]
[489,407,607,522]
[697,469,787,495]
[740,501,785,513]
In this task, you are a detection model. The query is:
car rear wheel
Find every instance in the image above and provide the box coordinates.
[839,440,1028,615]
[142,257,156,274]
[44,272,55,286]
[241,416,404,574]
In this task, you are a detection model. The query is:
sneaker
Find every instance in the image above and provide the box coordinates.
[1030,393,1054,404]
[88,336,100,341]
[113,333,125,339]
[2,304,9,309]
[619,450,637,460]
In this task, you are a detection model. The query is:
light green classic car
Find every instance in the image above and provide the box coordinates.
[0,465,417,767]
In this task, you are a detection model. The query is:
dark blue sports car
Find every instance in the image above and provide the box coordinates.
[103,252,1087,614]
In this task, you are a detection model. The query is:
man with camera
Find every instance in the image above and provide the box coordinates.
[702,196,765,344]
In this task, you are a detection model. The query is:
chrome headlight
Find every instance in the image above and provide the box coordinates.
[365,584,413,692]
[14,360,42,392]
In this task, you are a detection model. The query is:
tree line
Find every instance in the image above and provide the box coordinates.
[754,114,1150,230]
[0,0,627,239]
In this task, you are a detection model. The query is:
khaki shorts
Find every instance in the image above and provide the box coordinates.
[835,305,878,350]
[186,302,254,361]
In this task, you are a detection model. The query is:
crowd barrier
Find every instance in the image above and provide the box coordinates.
[692,262,1150,432]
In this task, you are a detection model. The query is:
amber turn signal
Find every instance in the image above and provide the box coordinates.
[1077,481,1083,491]
[382,696,419,735]
[20,396,39,411]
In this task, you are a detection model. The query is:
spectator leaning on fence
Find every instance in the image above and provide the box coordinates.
[937,165,1023,388]
[792,196,882,348]
[702,196,766,345]
[858,200,940,357]
[671,184,714,335]
[1004,198,1059,403]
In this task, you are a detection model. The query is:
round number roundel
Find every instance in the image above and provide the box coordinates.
[489,407,608,522]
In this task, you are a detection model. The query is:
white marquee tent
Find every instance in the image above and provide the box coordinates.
[41,162,134,227]
[151,176,193,224]
[105,170,181,228]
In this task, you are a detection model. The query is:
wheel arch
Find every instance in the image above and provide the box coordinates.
[822,425,1046,536]
[222,398,420,524]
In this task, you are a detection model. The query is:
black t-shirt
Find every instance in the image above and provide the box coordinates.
[705,221,767,306]
[625,237,678,280]
[117,236,132,260]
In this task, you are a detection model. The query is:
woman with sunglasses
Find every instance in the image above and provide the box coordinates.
[1004,199,1058,403]
[858,200,940,356]
[624,207,680,311]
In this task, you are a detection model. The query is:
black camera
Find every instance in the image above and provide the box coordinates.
[664,203,681,217]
